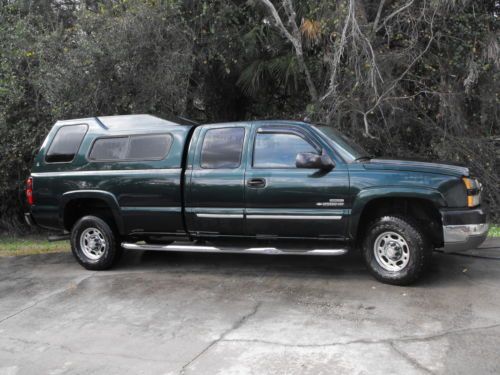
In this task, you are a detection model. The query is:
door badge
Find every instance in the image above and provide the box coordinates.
[316,198,344,207]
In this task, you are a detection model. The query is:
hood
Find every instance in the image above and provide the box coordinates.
[364,158,469,177]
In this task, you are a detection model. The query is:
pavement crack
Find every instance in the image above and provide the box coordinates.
[0,273,95,325]
[179,301,263,375]
[220,322,500,349]
[389,341,434,374]
[221,337,387,348]
[3,336,169,363]
[394,322,500,344]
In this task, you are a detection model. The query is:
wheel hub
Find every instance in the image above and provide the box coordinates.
[373,231,410,272]
[385,241,402,260]
[80,227,107,260]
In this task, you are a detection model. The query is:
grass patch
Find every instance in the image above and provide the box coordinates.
[0,235,69,257]
[489,225,500,238]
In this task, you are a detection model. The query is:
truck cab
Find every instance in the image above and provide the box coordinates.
[25,115,489,285]
[184,121,349,241]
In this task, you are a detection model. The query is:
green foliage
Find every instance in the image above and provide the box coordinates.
[489,226,500,238]
[38,0,193,119]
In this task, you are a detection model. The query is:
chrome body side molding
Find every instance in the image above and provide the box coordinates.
[246,215,342,220]
[196,213,244,219]
[194,213,342,220]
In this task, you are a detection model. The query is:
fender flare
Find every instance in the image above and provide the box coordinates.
[59,190,125,235]
[349,187,446,238]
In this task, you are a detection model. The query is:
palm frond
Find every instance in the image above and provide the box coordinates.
[237,60,268,96]
[268,54,300,91]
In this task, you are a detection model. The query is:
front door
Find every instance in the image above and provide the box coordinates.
[185,124,249,237]
[244,124,350,239]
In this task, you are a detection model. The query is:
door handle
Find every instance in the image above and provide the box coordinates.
[247,178,266,188]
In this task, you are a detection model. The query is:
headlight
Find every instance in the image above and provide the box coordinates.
[462,177,481,207]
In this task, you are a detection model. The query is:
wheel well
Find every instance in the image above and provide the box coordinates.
[356,197,443,246]
[63,198,117,232]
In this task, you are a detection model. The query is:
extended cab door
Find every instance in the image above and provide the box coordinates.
[244,124,350,239]
[184,123,250,237]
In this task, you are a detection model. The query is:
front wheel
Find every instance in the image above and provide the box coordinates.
[70,215,121,270]
[362,215,432,285]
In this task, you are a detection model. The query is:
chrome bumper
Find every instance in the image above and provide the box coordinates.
[439,206,489,252]
[442,223,489,252]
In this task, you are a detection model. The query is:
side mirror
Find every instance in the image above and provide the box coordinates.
[296,152,335,170]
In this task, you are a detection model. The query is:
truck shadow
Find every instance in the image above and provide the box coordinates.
[120,249,365,277]
[116,249,498,287]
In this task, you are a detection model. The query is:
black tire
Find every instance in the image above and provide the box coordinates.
[70,215,122,270]
[362,215,432,285]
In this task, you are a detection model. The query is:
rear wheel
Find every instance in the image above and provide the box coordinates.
[71,215,121,270]
[362,215,432,285]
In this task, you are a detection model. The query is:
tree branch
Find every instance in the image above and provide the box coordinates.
[258,0,295,44]
[320,0,354,102]
[376,0,415,33]
[372,0,386,33]
[362,8,437,138]
[257,0,319,102]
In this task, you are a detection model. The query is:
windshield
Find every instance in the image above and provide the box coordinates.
[312,125,370,162]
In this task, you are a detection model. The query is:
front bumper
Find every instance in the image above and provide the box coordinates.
[440,206,489,252]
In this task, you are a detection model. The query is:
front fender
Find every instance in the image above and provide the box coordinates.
[349,187,446,238]
[59,190,125,235]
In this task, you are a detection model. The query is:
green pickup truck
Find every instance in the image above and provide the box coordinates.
[25,115,489,284]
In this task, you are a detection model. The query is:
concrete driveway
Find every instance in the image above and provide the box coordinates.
[1,240,499,375]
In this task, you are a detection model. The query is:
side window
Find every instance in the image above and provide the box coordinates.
[200,127,245,169]
[253,132,317,168]
[45,124,88,163]
[127,134,172,160]
[89,134,172,161]
[89,137,128,161]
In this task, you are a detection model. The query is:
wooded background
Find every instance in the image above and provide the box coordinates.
[0,0,498,232]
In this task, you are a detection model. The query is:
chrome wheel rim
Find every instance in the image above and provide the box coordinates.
[80,227,106,260]
[373,231,410,272]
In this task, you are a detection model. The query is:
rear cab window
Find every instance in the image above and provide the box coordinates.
[88,134,173,161]
[200,127,245,169]
[45,124,88,163]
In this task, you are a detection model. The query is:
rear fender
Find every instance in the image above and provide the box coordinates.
[59,190,125,235]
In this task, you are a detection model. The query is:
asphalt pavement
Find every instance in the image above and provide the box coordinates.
[1,238,499,375]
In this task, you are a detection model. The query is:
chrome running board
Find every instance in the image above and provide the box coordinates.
[121,242,348,256]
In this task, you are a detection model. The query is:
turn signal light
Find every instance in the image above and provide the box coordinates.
[462,177,480,207]
[467,195,480,207]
